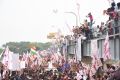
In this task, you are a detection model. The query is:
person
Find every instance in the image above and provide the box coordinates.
[10,71,16,80]
[87,13,93,29]
[117,2,120,9]
[83,20,90,39]
[96,25,101,37]
[117,2,120,20]
[0,65,3,78]
[20,71,27,80]
[62,61,70,73]
[108,67,120,80]
[17,71,23,80]
[0,74,1,80]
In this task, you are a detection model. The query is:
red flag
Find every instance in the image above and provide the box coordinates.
[91,40,102,71]
[103,34,111,60]
[91,39,98,70]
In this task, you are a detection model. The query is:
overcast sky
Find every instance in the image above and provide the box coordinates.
[0,0,119,46]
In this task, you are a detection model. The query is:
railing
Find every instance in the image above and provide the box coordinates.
[72,25,120,40]
[92,26,120,39]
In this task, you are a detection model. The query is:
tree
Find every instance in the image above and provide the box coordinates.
[2,42,51,54]
[0,48,3,54]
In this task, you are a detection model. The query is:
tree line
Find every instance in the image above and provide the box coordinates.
[0,42,52,54]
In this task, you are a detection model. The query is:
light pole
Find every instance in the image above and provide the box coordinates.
[64,2,80,26]
[64,11,79,62]
[76,3,80,25]
[64,4,86,62]
[64,12,78,26]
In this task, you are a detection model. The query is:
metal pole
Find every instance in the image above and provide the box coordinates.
[64,12,78,26]
[64,11,79,62]
[76,3,80,25]
[75,37,77,62]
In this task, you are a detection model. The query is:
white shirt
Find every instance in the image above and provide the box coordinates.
[0,73,2,80]
[76,72,82,80]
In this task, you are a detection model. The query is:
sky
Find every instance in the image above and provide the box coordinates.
[0,0,119,46]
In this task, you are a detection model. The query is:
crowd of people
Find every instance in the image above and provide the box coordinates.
[72,1,120,39]
[0,47,120,80]
[0,1,120,80]
[0,59,120,80]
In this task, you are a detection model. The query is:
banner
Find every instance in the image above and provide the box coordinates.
[91,39,102,70]
[76,37,81,61]
[103,34,111,60]
[2,46,10,66]
[8,53,20,71]
[20,61,25,69]
[91,39,98,56]
[63,43,67,61]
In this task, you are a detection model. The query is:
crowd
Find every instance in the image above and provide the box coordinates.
[0,1,120,80]
[0,58,120,80]
[72,1,120,39]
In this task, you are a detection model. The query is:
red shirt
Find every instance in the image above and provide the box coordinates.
[89,15,93,21]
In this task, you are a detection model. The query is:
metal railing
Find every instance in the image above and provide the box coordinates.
[92,26,120,39]
[72,25,120,40]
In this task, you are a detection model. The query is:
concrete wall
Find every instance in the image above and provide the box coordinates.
[82,36,120,60]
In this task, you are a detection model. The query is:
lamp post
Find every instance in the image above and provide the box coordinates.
[64,11,79,62]
[64,12,78,26]
[76,3,80,25]
[64,2,80,26]
[64,5,86,62]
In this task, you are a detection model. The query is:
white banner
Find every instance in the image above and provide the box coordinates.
[91,39,98,57]
[20,61,25,69]
[76,37,81,61]
[8,53,20,71]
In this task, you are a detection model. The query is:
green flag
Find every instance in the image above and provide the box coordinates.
[30,47,37,55]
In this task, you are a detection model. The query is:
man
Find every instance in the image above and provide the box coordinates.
[87,13,93,29]
[62,61,70,73]
[108,67,120,80]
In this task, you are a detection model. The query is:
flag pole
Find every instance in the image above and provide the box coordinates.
[0,50,4,60]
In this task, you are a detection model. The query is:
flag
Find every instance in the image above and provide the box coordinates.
[38,51,44,58]
[29,47,38,64]
[91,54,98,70]
[8,53,20,71]
[2,46,10,66]
[30,47,37,55]
[103,34,111,60]
[0,50,4,59]
[38,50,48,58]
[91,39,98,69]
[91,39,102,72]
[51,53,57,62]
